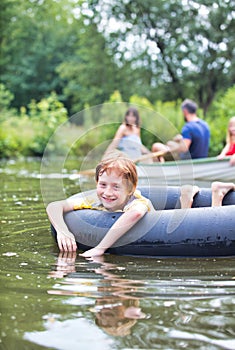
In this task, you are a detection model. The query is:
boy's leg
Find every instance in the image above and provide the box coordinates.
[180,185,200,208]
[211,182,235,207]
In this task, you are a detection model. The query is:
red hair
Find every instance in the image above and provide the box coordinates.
[95,156,138,193]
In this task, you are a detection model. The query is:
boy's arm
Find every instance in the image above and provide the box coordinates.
[80,203,148,257]
[46,199,77,252]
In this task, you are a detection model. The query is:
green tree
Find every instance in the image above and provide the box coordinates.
[88,0,235,114]
[57,21,120,115]
[0,0,79,109]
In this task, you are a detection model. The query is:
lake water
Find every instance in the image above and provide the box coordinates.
[1,158,235,350]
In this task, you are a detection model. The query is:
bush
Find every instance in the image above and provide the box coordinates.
[0,91,68,158]
[0,116,35,157]
[0,84,15,119]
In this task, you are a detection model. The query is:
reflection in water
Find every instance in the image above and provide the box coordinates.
[24,252,235,350]
[24,253,150,349]
[87,256,147,337]
[48,253,148,337]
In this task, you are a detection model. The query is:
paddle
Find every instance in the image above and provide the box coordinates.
[133,150,167,163]
[76,150,168,177]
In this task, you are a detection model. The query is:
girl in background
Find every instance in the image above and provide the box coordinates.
[103,107,151,161]
[218,116,235,166]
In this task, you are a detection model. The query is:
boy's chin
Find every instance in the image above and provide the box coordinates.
[102,201,118,212]
[103,204,116,211]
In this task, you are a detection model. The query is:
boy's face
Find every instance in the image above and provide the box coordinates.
[96,170,132,211]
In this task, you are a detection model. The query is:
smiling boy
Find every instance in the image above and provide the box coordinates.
[46,157,151,257]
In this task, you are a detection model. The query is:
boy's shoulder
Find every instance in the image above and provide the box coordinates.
[124,190,152,212]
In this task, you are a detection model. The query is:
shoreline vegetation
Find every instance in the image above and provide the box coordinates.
[0,85,235,160]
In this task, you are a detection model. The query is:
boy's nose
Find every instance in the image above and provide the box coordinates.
[104,186,113,196]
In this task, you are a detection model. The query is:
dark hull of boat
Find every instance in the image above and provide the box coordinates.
[53,186,235,257]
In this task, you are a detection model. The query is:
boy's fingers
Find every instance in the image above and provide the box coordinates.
[63,238,77,252]
[57,238,64,251]
[57,233,77,252]
[68,236,77,251]
[72,242,77,251]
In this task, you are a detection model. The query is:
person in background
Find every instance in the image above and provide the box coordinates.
[46,156,152,257]
[151,99,210,161]
[217,116,235,166]
[103,107,152,161]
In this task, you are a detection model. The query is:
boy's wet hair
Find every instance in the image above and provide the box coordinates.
[95,156,138,193]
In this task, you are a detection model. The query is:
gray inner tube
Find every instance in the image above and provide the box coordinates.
[52,186,235,257]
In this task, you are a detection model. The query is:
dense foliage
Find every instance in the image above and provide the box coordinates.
[0,0,235,158]
[1,84,235,158]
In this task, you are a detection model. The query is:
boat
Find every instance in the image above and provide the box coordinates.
[136,156,235,184]
[51,186,235,257]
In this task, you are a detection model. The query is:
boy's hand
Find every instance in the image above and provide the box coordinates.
[79,247,105,258]
[57,231,77,252]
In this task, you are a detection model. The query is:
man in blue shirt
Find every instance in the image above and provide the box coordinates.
[152,99,210,160]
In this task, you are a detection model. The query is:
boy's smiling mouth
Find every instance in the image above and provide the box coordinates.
[102,196,116,203]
